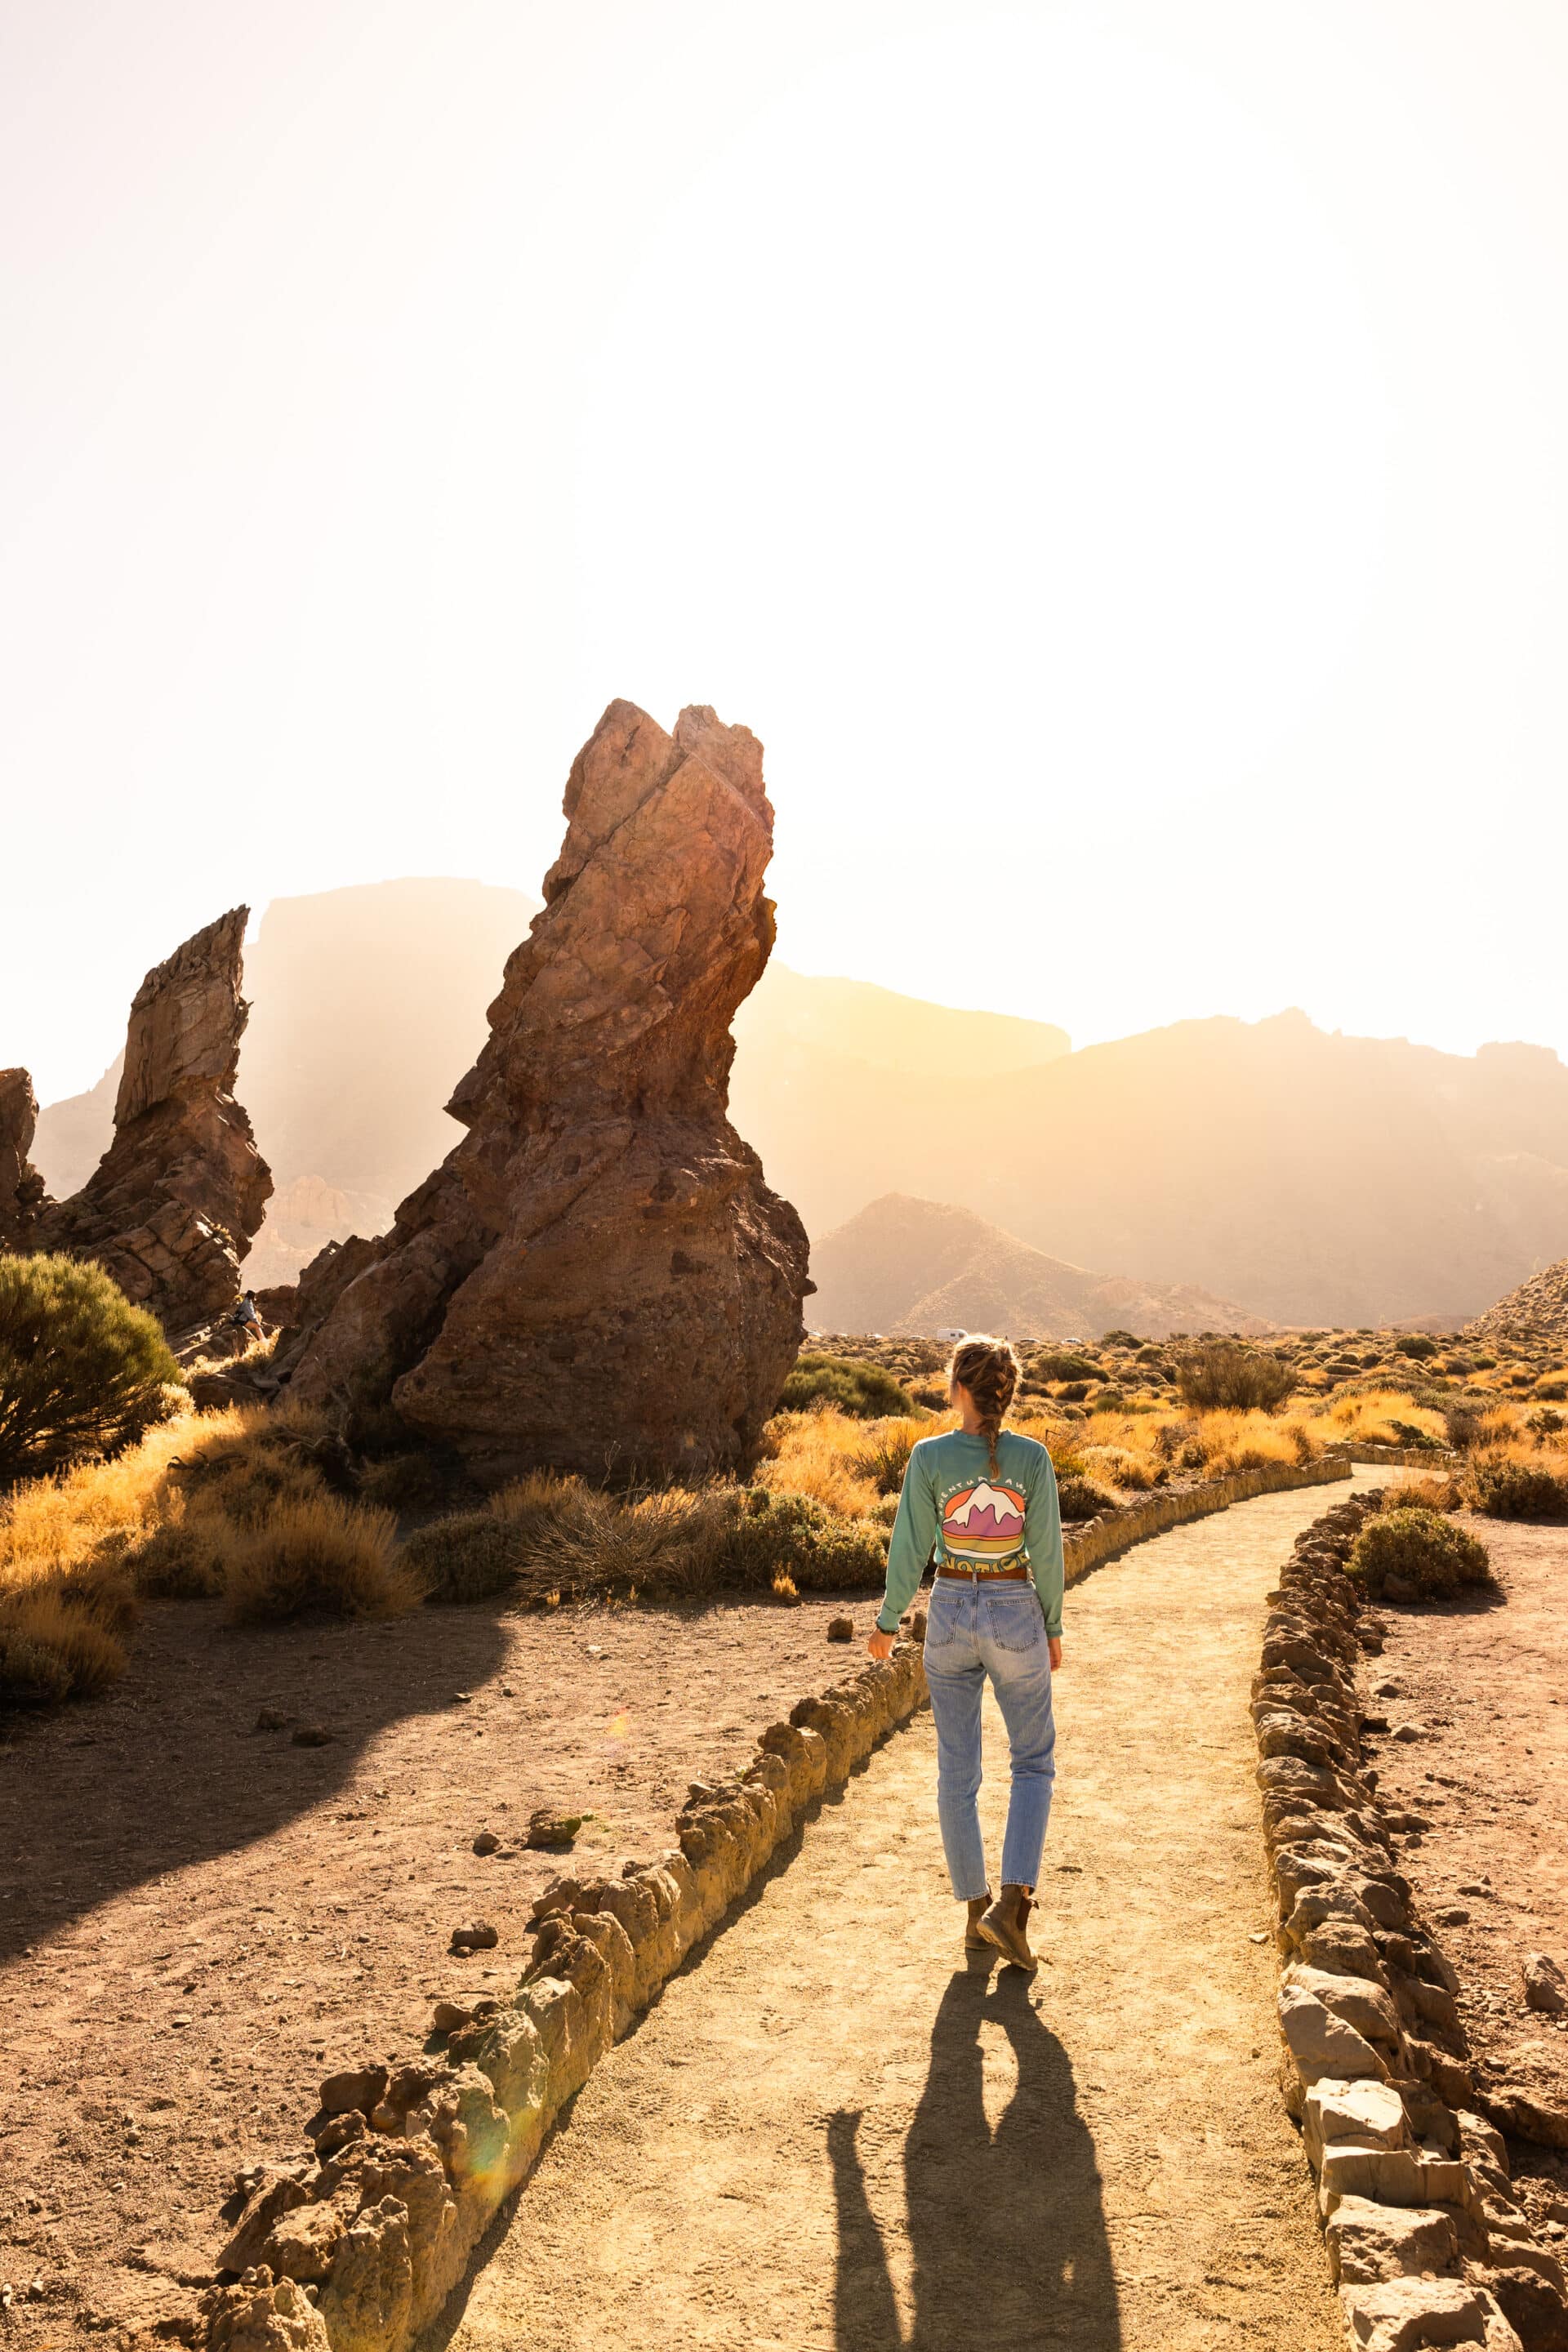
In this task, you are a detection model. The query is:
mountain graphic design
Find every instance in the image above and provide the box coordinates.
[942,1479,1027,1560]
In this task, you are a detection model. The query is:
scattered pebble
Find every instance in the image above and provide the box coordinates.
[1523,1953,1567,2016]
[449,1921,497,1953]
[526,1808,582,1851]
[254,1707,287,1732]
[826,1616,855,1642]
[291,1726,335,1748]
[472,1830,501,1856]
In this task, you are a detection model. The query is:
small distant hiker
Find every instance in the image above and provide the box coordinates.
[867,1335,1063,1971]
[231,1289,265,1343]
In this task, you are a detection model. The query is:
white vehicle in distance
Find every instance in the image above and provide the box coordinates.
[934,1326,967,1342]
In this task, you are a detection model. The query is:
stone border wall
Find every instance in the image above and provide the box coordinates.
[1339,1444,1459,1470]
[1254,1490,1566,2352]
[194,1635,931,2352]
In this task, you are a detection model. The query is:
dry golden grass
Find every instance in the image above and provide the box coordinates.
[225,1495,417,1621]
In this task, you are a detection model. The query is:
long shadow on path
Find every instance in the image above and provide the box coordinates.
[830,1959,1122,2351]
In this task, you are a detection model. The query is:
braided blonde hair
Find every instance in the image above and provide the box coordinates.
[949,1335,1019,1477]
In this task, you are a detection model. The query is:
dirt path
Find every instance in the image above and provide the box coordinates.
[437,1477,1383,2352]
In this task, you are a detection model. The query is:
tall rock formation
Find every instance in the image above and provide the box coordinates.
[278,700,812,1481]
[37,910,272,1329]
[0,1069,45,1248]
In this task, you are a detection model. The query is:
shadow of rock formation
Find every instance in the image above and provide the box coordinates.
[274,701,812,1484]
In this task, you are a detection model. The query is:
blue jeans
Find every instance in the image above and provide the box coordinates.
[923,1577,1056,1900]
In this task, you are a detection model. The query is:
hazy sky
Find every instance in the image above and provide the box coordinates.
[4,0,1566,1100]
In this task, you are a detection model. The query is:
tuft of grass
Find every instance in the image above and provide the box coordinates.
[0,1585,128,1705]
[225,1495,418,1622]
[1346,1506,1493,1601]
[849,1418,925,1497]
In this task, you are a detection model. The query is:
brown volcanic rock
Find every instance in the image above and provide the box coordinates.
[0,1067,46,1247]
[278,701,811,1481]
[275,702,810,1469]
[38,910,272,1329]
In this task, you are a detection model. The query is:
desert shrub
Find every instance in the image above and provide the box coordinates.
[0,1254,185,1488]
[1530,1408,1566,1443]
[359,1450,452,1512]
[1174,1342,1294,1414]
[1442,1401,1482,1450]
[127,1499,229,1597]
[402,1511,524,1603]
[850,1419,923,1497]
[726,1489,886,1590]
[1346,1506,1493,1601]
[1471,1355,1497,1371]
[1036,1352,1097,1383]
[779,1354,912,1419]
[1056,1473,1119,1521]
[225,1496,419,1621]
[1394,1334,1439,1360]
[1461,1451,1568,1521]
[1057,1381,1090,1404]
[1101,1328,1143,1348]
[1535,1379,1568,1403]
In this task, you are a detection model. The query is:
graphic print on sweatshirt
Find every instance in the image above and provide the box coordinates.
[941,1478,1027,1561]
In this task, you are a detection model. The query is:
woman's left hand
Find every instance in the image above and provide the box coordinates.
[866,1628,895,1661]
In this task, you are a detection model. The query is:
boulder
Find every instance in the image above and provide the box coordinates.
[34,910,271,1327]
[275,703,810,1481]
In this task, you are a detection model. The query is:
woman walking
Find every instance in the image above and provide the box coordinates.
[866,1336,1063,1970]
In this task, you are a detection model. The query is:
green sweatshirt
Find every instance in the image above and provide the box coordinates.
[875,1428,1064,1637]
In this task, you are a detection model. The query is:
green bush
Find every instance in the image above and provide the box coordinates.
[1035,1352,1098,1383]
[1394,1334,1439,1360]
[1462,1453,1568,1521]
[779,1353,912,1419]
[0,1254,184,1489]
[1174,1341,1294,1414]
[1346,1505,1493,1601]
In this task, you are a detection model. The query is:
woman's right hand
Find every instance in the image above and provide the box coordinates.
[866,1628,896,1662]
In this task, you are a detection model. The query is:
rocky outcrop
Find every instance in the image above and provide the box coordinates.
[1468,1260,1568,1348]
[277,702,811,1481]
[1256,1493,1564,2352]
[37,910,272,1329]
[0,1067,45,1247]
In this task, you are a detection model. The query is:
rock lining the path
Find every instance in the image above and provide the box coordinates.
[190,1629,929,2352]
[1255,1490,1566,2351]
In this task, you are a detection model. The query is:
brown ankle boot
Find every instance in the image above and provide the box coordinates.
[977,1884,1036,1970]
[964,1895,991,1949]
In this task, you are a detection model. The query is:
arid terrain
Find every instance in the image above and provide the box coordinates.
[1360,1514,1568,2226]
[0,1587,884,2342]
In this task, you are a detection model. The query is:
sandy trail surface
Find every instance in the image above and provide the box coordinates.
[439,1477,1383,2352]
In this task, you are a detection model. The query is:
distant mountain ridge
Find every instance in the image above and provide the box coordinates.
[808,1193,1272,1340]
[32,878,1568,1323]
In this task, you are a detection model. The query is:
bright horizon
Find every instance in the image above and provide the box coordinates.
[5,1,1568,1100]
